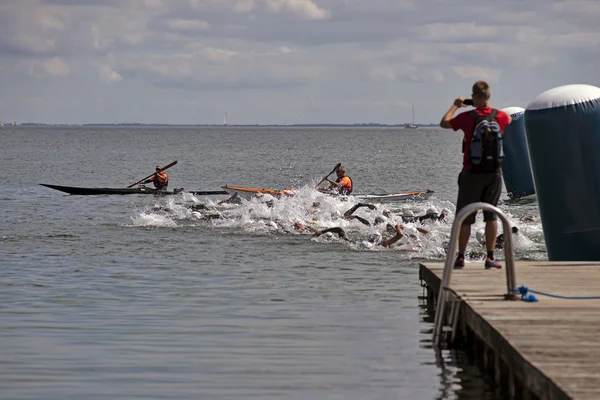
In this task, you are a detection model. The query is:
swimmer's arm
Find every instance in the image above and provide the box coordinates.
[381,225,404,247]
[313,227,350,241]
[353,216,371,226]
[344,203,376,218]
[343,204,361,217]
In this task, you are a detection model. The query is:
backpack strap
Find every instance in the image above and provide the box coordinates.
[469,110,480,121]
[489,109,498,119]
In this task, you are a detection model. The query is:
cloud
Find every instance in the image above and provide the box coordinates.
[452,66,501,83]
[25,57,70,78]
[98,64,122,83]
[0,0,598,124]
[201,47,238,62]
[165,19,211,31]
[418,22,501,42]
[364,63,445,83]
[233,0,255,13]
[265,0,330,20]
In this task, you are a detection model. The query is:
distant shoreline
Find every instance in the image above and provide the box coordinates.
[16,123,439,128]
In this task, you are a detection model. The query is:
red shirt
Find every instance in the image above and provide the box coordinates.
[451,107,511,170]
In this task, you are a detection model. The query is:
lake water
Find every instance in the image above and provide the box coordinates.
[1,126,546,399]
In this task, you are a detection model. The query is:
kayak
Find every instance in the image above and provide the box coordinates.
[350,190,434,203]
[221,185,296,197]
[39,184,229,196]
[221,185,434,203]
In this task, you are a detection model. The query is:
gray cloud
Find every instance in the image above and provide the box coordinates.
[0,0,598,124]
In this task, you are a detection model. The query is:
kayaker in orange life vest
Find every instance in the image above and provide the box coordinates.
[141,165,169,190]
[320,165,353,195]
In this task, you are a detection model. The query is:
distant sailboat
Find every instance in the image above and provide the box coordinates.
[405,103,418,129]
[223,110,228,126]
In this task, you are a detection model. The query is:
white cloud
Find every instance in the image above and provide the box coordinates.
[452,66,501,83]
[364,63,444,83]
[25,57,71,78]
[519,31,600,48]
[265,0,330,20]
[419,22,500,41]
[551,0,600,17]
[366,65,397,82]
[98,65,123,84]
[233,0,255,13]
[43,57,70,77]
[166,19,211,31]
[201,47,238,62]
[0,0,598,124]
[130,54,195,78]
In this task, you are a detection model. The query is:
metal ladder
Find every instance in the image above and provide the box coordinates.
[432,202,518,347]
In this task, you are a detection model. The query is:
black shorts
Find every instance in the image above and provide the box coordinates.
[456,169,502,225]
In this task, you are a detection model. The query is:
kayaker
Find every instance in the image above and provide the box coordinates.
[320,165,353,195]
[141,165,169,190]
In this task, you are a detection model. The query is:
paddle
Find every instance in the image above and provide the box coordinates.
[188,190,230,196]
[128,160,177,188]
[315,162,341,188]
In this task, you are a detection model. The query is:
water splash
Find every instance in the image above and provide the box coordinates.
[129,185,546,261]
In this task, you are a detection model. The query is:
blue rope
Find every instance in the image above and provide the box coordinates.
[511,286,600,302]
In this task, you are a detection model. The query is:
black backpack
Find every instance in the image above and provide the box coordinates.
[468,109,504,173]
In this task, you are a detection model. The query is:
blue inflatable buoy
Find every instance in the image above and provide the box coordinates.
[501,107,535,199]
[525,84,600,261]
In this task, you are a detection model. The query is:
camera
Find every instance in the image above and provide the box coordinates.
[463,99,474,106]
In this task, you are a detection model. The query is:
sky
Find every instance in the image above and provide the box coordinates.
[0,0,599,125]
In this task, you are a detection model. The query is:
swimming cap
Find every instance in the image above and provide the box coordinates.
[475,229,485,244]
[369,232,382,245]
[426,207,439,216]
[359,240,375,249]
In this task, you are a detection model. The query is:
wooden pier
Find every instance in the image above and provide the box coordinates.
[420,261,600,400]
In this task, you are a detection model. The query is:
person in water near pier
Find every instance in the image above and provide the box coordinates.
[398,208,450,224]
[440,80,512,270]
[319,165,353,195]
[141,165,169,190]
[312,223,405,249]
[476,226,520,250]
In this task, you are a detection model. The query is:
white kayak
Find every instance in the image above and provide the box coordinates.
[221,185,434,203]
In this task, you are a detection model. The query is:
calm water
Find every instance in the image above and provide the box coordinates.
[1,126,546,399]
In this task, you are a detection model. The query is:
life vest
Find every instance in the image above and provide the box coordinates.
[152,172,168,189]
[336,176,353,195]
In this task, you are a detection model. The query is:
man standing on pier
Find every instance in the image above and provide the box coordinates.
[439,80,512,269]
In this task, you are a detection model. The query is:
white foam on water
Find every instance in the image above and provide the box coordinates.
[130,185,546,260]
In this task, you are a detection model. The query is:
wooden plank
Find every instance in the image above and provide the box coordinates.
[420,261,600,400]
